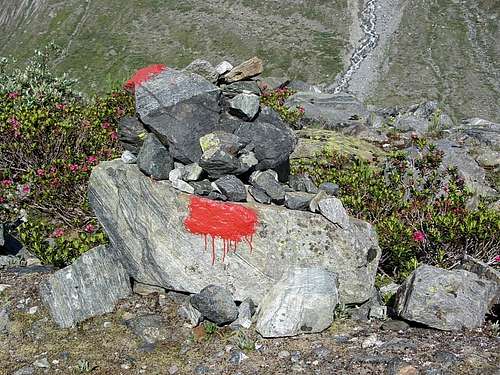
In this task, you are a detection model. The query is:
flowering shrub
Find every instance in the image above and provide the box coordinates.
[260,87,304,127]
[0,45,134,266]
[292,140,500,280]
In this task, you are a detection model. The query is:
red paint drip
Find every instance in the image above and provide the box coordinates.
[123,64,167,93]
[184,196,258,264]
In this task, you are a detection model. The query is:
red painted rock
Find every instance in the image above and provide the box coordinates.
[89,160,381,304]
[123,64,167,93]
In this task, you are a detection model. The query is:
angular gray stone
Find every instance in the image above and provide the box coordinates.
[183,163,204,181]
[0,308,10,334]
[40,245,131,328]
[199,131,245,155]
[117,116,146,154]
[223,56,263,83]
[235,120,296,173]
[137,133,173,180]
[458,255,499,310]
[199,148,242,179]
[238,151,258,172]
[256,267,339,337]
[178,302,202,327]
[191,180,212,196]
[248,186,271,204]
[171,179,195,194]
[285,92,369,128]
[183,59,219,82]
[190,285,238,325]
[124,314,169,343]
[135,69,225,163]
[121,150,137,164]
[229,93,260,121]
[284,192,315,211]
[289,174,318,194]
[395,264,496,331]
[215,61,233,76]
[221,81,261,98]
[249,170,285,204]
[319,182,340,196]
[229,298,255,330]
[213,175,247,202]
[89,160,381,304]
[317,197,350,228]
[0,223,4,247]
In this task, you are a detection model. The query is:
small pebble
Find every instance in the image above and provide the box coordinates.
[103,321,112,328]
[168,365,179,374]
[28,306,38,315]
[33,358,50,368]
[0,284,11,293]
[278,350,290,359]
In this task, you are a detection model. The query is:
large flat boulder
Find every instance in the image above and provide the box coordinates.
[40,245,132,328]
[256,267,339,337]
[395,265,496,331]
[89,160,381,304]
[135,68,226,164]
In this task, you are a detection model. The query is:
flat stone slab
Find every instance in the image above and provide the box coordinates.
[40,245,132,328]
[89,160,381,304]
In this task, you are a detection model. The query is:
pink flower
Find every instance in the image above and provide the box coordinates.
[1,179,13,187]
[110,131,118,141]
[55,103,66,110]
[21,184,30,194]
[84,224,95,233]
[7,117,21,137]
[86,155,98,164]
[80,165,89,173]
[0,196,4,204]
[50,166,57,174]
[69,164,79,172]
[298,106,305,114]
[494,255,500,263]
[52,228,64,238]
[8,91,20,99]
[412,230,426,242]
[101,121,111,129]
[36,169,45,177]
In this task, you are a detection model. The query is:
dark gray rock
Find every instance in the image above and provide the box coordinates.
[117,117,145,154]
[135,69,224,163]
[207,191,227,201]
[258,106,286,128]
[256,267,339,337]
[229,93,260,121]
[199,131,245,155]
[0,223,4,247]
[319,182,340,196]
[395,264,496,330]
[124,314,169,344]
[137,133,173,180]
[249,170,285,204]
[289,174,318,194]
[284,192,315,211]
[191,180,213,196]
[213,175,247,202]
[190,285,238,325]
[248,186,271,204]
[183,59,219,82]
[285,92,369,129]
[199,148,242,179]
[89,160,381,304]
[235,121,296,175]
[40,245,132,328]
[237,151,259,174]
[221,81,261,98]
[458,255,499,310]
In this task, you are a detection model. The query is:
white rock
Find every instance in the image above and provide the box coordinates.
[121,150,137,164]
[171,179,194,194]
[317,197,349,228]
[215,61,234,75]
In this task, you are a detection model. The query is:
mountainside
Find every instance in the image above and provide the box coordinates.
[1,0,499,122]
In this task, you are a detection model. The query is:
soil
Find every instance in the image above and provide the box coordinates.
[1,266,499,375]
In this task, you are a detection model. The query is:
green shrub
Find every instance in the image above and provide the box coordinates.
[0,44,134,265]
[260,87,304,126]
[292,140,500,280]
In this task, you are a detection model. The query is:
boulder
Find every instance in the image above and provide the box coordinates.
[137,133,173,180]
[117,117,146,154]
[229,93,260,121]
[235,121,296,174]
[183,59,219,83]
[199,148,242,179]
[289,174,318,194]
[458,255,499,310]
[256,267,339,337]
[213,175,247,202]
[249,170,285,204]
[40,245,132,328]
[223,57,263,83]
[89,160,381,304]
[284,192,315,211]
[190,285,238,325]
[135,69,225,163]
[285,92,369,129]
[395,265,496,330]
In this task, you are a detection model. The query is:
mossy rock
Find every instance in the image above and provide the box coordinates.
[291,129,386,163]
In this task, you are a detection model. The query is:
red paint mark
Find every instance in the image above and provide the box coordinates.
[123,64,167,93]
[184,196,258,265]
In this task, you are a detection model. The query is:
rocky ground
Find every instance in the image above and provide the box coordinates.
[1,266,499,375]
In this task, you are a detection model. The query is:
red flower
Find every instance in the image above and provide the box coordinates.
[0,196,4,204]
[21,184,30,194]
[52,228,64,238]
[36,169,45,177]
[86,155,98,164]
[1,179,13,187]
[8,92,20,99]
[110,131,118,141]
[494,255,500,263]
[55,103,66,110]
[50,166,57,174]
[84,224,95,233]
[80,165,89,173]
[101,121,111,129]
[69,164,79,172]
[298,106,305,114]
[412,230,426,242]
